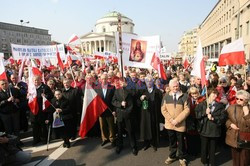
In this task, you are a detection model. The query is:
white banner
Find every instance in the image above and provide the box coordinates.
[115,33,161,69]
[11,44,65,60]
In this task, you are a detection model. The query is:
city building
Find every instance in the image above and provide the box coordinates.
[178,27,198,58]
[80,11,135,54]
[0,22,51,57]
[198,0,250,60]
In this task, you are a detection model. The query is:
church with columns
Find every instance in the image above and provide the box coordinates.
[80,11,135,54]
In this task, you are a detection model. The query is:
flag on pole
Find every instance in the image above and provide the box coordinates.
[183,58,190,69]
[0,57,7,80]
[18,56,26,83]
[31,60,42,77]
[151,53,167,80]
[56,46,64,71]
[68,34,79,44]
[79,84,107,138]
[28,67,39,115]
[42,96,51,112]
[65,52,73,67]
[191,39,206,87]
[218,38,245,66]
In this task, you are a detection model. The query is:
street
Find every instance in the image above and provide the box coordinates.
[22,134,233,166]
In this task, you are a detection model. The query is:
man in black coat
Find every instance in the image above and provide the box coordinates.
[31,75,53,146]
[0,79,21,137]
[95,74,116,146]
[9,73,29,132]
[62,78,81,140]
[112,79,138,156]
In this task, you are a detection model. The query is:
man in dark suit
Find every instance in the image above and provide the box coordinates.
[95,74,116,146]
[0,79,21,137]
[31,75,53,146]
[112,79,138,156]
[62,78,81,140]
[9,73,29,132]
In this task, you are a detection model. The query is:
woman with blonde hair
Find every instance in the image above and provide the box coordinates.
[225,90,250,166]
[186,87,205,156]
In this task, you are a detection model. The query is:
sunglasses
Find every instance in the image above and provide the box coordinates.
[236,97,244,101]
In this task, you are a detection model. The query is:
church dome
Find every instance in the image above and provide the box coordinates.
[95,11,134,34]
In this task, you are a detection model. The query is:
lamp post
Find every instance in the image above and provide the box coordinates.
[235,0,240,39]
[20,20,30,45]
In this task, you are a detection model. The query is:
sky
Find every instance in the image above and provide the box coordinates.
[0,0,218,53]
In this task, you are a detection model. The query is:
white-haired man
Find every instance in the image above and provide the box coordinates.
[161,79,190,166]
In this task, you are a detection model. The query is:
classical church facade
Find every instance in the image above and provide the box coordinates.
[80,11,135,54]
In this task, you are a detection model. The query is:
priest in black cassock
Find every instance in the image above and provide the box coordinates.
[138,75,163,151]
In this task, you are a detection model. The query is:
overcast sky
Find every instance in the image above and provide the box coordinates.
[0,0,218,52]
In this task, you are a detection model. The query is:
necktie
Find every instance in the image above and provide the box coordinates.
[174,94,177,108]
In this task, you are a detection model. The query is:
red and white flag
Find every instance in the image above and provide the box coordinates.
[191,39,206,87]
[28,67,39,115]
[151,52,167,80]
[68,34,79,44]
[42,96,51,112]
[79,84,107,138]
[18,56,26,83]
[218,38,245,66]
[183,58,190,69]
[31,60,42,77]
[56,46,64,71]
[64,52,73,67]
[0,57,7,80]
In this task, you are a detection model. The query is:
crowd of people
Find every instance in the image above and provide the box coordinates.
[0,57,250,166]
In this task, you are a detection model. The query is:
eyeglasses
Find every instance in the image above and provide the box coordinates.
[236,97,244,101]
[220,81,226,84]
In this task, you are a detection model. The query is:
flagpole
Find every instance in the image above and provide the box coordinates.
[69,65,77,88]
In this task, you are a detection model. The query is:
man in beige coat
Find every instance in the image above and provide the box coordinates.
[161,79,190,166]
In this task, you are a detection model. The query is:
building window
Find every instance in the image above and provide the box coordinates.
[247,21,249,35]
[229,23,231,32]
[102,26,106,33]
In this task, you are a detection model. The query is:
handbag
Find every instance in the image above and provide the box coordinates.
[52,112,65,128]
[234,106,250,149]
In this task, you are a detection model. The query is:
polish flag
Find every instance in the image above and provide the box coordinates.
[31,60,42,77]
[42,96,51,112]
[65,52,73,67]
[28,67,39,115]
[183,58,190,69]
[0,57,7,80]
[18,56,26,83]
[79,84,107,138]
[68,34,79,44]
[151,52,167,80]
[218,38,245,66]
[56,46,64,71]
[191,39,206,87]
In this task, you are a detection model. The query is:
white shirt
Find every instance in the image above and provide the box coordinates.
[148,87,153,93]
[172,91,182,100]
[102,85,108,98]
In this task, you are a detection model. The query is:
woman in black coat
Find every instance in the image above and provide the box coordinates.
[138,76,162,151]
[195,89,226,166]
[46,89,73,148]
